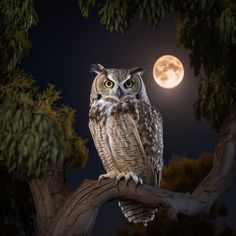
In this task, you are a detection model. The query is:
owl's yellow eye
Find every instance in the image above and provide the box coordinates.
[104,80,114,88]
[124,80,134,89]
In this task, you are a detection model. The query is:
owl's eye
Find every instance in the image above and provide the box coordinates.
[124,80,134,89]
[104,80,114,88]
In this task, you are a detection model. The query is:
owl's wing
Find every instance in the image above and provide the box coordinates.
[105,100,163,187]
[135,101,164,187]
[105,112,151,180]
[89,103,149,177]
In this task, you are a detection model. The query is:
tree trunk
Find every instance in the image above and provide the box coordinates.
[29,114,236,236]
[29,167,68,235]
[192,114,236,207]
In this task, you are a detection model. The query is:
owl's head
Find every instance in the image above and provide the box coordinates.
[90,64,150,103]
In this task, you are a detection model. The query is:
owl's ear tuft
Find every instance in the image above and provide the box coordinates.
[90,64,107,75]
[130,67,145,76]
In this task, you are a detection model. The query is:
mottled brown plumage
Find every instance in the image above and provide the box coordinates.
[89,64,163,226]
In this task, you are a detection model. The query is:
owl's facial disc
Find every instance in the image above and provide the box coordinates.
[120,74,141,98]
[116,87,124,99]
[95,70,142,101]
[95,74,119,100]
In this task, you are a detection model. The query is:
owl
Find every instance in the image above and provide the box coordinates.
[89,64,164,226]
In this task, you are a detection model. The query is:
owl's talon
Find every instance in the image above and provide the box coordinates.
[129,172,142,186]
[139,177,143,185]
[116,173,126,191]
[135,178,143,192]
[98,175,105,183]
[98,171,117,183]
[116,173,126,184]
[117,171,143,187]
[125,173,138,185]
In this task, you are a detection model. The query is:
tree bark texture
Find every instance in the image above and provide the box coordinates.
[29,115,236,236]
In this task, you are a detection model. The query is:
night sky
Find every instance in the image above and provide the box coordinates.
[21,1,236,235]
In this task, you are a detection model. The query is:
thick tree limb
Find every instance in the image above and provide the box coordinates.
[193,114,236,207]
[29,167,68,235]
[47,178,206,236]
[29,115,236,236]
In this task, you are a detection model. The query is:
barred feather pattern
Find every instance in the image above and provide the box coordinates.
[89,97,163,225]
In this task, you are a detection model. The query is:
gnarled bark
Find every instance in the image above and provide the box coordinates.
[193,115,236,207]
[29,167,68,235]
[29,114,236,236]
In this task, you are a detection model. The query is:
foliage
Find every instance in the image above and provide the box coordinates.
[99,0,135,32]
[77,0,95,17]
[0,70,88,178]
[194,69,235,130]
[160,152,213,192]
[0,0,89,234]
[0,0,88,179]
[137,0,173,28]
[79,0,174,32]
[115,153,236,236]
[174,1,236,131]
[0,98,64,178]
[78,0,236,131]
[0,0,38,73]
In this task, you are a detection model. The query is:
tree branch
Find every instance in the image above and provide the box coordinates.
[29,167,68,235]
[47,178,207,236]
[30,114,236,236]
[193,114,236,207]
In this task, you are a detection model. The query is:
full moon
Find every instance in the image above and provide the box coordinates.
[153,55,184,89]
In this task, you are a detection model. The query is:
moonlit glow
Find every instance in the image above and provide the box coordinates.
[153,55,184,89]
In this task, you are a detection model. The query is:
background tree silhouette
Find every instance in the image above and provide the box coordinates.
[0,165,35,235]
[0,0,235,235]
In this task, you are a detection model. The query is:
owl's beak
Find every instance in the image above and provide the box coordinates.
[116,87,124,99]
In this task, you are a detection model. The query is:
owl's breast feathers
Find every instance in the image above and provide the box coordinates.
[89,98,138,122]
[89,97,163,186]
[89,97,163,225]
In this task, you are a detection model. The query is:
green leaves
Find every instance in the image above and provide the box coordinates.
[138,0,173,28]
[98,0,136,32]
[37,84,61,107]
[77,0,95,17]
[78,0,173,32]
[57,105,89,168]
[0,0,37,73]
[176,12,223,76]
[174,1,235,131]
[0,0,89,179]
[0,97,89,178]
[0,69,36,105]
[200,0,216,13]
[194,67,235,131]
[76,0,235,133]
[0,0,37,32]
[0,100,64,178]
[0,72,88,178]
[161,153,213,193]
[217,3,236,45]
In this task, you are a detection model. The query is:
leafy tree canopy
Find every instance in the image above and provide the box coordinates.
[0,1,88,233]
[0,0,88,179]
[78,0,236,131]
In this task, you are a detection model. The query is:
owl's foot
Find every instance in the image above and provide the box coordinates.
[98,171,117,182]
[116,171,143,186]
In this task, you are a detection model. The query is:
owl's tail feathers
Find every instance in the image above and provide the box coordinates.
[118,200,156,226]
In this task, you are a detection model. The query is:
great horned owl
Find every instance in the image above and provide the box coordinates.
[89,64,164,226]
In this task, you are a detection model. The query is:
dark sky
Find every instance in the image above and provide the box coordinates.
[21,1,236,235]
